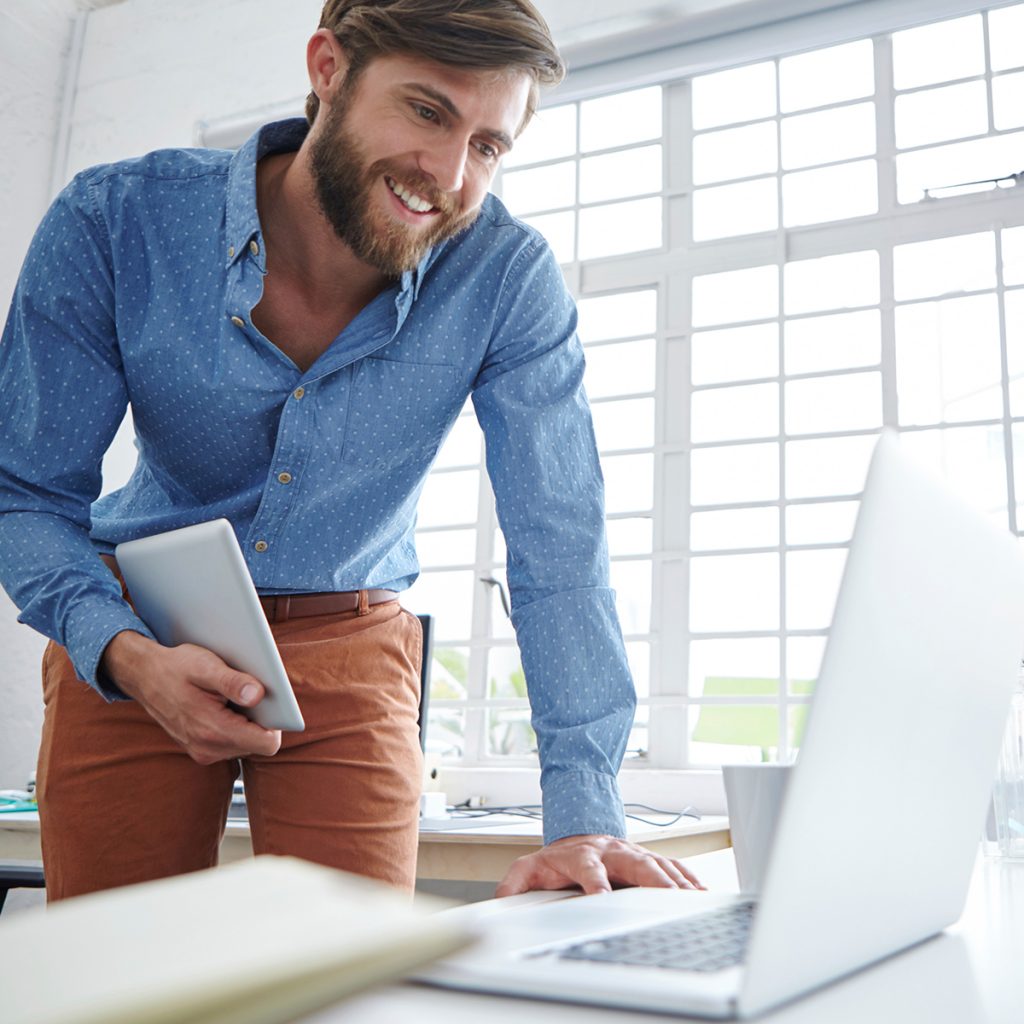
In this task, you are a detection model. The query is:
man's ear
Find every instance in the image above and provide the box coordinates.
[306,28,351,107]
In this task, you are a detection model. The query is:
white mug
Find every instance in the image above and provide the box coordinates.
[722,763,793,894]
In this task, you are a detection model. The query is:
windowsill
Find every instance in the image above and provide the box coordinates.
[437,765,728,816]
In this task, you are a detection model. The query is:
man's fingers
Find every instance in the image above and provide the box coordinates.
[182,647,266,707]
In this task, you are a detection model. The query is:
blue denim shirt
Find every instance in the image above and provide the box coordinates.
[0,119,634,842]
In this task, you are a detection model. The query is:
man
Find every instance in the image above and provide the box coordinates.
[0,0,701,899]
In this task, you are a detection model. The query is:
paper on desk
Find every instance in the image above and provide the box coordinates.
[0,855,475,1024]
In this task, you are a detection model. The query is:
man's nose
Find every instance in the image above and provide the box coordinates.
[420,136,467,194]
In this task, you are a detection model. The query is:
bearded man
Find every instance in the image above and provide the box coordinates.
[0,0,702,900]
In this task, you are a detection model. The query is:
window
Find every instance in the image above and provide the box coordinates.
[405,2,1024,774]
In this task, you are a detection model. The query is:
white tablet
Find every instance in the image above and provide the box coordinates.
[115,519,305,732]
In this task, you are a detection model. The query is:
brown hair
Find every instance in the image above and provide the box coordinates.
[305,0,564,131]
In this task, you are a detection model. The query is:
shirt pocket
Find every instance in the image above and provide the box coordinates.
[341,356,462,470]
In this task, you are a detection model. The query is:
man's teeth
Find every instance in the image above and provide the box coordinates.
[387,177,434,213]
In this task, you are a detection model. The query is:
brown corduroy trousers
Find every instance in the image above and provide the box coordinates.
[36,600,424,901]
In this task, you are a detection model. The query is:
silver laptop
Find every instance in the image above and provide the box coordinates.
[418,431,1024,1018]
[115,518,305,732]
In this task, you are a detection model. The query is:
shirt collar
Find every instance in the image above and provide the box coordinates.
[224,117,440,299]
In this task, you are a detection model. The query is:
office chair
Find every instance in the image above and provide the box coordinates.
[416,614,434,753]
[0,861,45,915]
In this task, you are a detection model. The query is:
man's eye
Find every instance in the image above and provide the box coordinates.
[477,142,498,159]
[414,104,438,122]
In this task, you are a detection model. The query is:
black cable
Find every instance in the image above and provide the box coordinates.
[448,801,701,826]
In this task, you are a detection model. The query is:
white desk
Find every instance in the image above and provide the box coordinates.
[0,811,729,883]
[304,847,1024,1024]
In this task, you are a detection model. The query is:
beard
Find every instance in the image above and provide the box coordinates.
[309,98,481,278]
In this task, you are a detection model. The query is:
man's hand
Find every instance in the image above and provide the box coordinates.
[495,834,706,897]
[101,630,282,764]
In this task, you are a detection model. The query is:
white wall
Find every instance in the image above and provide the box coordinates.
[0,0,80,789]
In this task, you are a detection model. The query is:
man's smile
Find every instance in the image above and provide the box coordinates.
[384,174,438,215]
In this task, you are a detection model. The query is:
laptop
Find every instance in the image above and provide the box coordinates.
[115,518,305,732]
[418,430,1024,1018]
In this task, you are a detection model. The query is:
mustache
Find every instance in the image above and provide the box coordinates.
[371,160,456,216]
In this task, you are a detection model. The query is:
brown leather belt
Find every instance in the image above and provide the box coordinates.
[99,553,397,623]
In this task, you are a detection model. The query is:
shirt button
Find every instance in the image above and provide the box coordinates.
[249,240,260,256]
[230,315,245,329]
[293,387,305,400]
[254,540,268,553]
[227,245,235,258]
[277,471,292,485]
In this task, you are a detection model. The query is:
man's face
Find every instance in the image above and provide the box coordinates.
[309,52,531,277]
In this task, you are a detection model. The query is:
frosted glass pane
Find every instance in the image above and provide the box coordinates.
[578,197,662,259]
[785,501,860,545]
[603,453,654,513]
[898,426,1007,521]
[405,569,475,640]
[500,160,575,214]
[580,145,661,204]
[779,39,874,113]
[592,397,655,451]
[692,121,777,185]
[786,549,847,630]
[692,62,776,131]
[693,178,778,241]
[787,637,827,688]
[785,434,876,498]
[782,160,877,227]
[521,210,574,263]
[989,4,1024,72]
[578,289,657,342]
[781,103,876,170]
[691,443,779,505]
[610,559,652,633]
[1003,227,1024,286]
[895,80,988,150]
[583,338,656,398]
[784,250,880,315]
[691,323,779,385]
[606,517,653,556]
[892,15,984,90]
[785,372,883,435]
[504,103,576,168]
[426,706,465,756]
[1015,425,1024,526]
[690,506,779,551]
[1007,290,1024,416]
[993,72,1024,131]
[785,310,881,374]
[896,132,1024,204]
[690,553,779,632]
[580,87,662,152]
[416,529,477,567]
[893,232,995,300]
[895,295,1002,425]
[689,638,780,697]
[691,382,779,443]
[418,469,479,527]
[625,642,651,698]
[434,413,481,469]
[692,265,778,327]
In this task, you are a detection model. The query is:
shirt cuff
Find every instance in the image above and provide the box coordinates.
[541,768,627,845]
[60,600,157,701]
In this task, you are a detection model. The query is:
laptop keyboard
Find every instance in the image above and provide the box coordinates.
[557,901,756,973]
